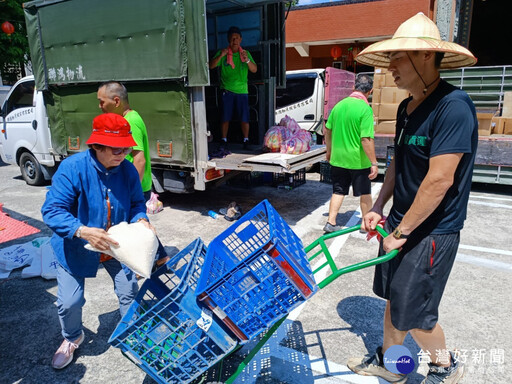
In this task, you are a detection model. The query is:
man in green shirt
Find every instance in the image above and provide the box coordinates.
[209,26,257,149]
[97,82,151,193]
[97,82,168,265]
[323,74,378,233]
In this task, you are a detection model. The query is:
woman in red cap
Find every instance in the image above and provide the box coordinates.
[42,113,152,370]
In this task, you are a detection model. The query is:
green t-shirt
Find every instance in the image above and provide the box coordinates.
[325,97,374,169]
[124,110,152,193]
[213,50,254,94]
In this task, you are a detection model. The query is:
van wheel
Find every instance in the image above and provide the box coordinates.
[20,152,44,186]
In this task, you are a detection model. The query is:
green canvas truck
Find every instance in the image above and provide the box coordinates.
[13,0,325,192]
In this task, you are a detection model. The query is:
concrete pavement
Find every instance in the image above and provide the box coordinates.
[0,158,511,383]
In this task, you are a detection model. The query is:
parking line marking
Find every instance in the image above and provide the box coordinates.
[468,200,512,209]
[456,253,512,271]
[459,244,512,257]
[469,195,512,202]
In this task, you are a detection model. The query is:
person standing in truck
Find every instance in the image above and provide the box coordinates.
[42,113,150,369]
[97,81,168,266]
[209,26,257,150]
[323,73,378,233]
[346,13,477,384]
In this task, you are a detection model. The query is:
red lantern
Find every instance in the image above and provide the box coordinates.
[2,21,15,36]
[330,46,342,60]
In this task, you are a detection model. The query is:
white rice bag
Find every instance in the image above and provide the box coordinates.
[85,221,158,278]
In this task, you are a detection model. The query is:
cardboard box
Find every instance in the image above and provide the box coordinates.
[374,68,387,74]
[372,103,379,117]
[373,73,386,89]
[381,87,410,104]
[477,113,496,136]
[376,103,399,120]
[385,72,396,87]
[503,92,512,118]
[372,88,381,104]
[494,117,512,135]
[375,120,396,134]
[504,119,512,135]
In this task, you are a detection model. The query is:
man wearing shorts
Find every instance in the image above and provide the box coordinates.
[209,26,257,149]
[323,73,378,233]
[348,13,478,384]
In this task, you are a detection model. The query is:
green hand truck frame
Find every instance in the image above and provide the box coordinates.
[207,224,399,384]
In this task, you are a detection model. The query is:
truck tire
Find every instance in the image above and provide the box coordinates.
[20,152,45,186]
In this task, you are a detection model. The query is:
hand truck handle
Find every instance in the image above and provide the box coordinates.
[305,224,399,289]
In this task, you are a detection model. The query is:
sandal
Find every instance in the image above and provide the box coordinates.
[224,204,242,221]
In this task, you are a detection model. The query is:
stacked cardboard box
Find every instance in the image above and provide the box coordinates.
[476,91,512,136]
[476,113,512,136]
[493,92,512,135]
[502,92,512,118]
[479,113,512,135]
[476,113,498,136]
[371,68,410,134]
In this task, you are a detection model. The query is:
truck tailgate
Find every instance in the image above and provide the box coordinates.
[208,145,326,173]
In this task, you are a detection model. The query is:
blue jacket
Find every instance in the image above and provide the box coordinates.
[41,149,148,277]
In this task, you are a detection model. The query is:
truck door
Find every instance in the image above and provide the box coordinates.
[0,79,37,164]
[275,71,323,132]
[322,67,356,133]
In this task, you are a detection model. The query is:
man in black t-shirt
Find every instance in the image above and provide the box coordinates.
[346,13,478,384]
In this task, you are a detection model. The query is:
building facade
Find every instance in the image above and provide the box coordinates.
[285,0,476,71]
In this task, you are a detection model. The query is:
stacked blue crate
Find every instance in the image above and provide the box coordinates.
[109,238,237,384]
[196,199,318,341]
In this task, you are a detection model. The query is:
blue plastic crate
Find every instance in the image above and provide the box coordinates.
[109,238,238,384]
[196,200,317,341]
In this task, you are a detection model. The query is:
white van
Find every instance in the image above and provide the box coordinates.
[0,76,57,185]
[275,68,355,139]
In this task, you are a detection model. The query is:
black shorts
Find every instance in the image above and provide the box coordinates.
[222,91,249,123]
[373,221,460,331]
[331,166,371,196]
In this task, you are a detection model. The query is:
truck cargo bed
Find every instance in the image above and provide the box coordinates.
[208,145,326,173]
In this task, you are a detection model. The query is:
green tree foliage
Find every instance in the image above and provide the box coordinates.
[0,0,29,84]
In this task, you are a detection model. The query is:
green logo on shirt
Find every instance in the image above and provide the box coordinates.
[404,135,427,146]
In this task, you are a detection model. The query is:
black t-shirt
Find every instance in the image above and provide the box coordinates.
[387,80,478,235]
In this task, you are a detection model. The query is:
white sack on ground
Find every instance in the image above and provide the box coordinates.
[0,241,37,272]
[22,238,58,280]
[84,221,158,278]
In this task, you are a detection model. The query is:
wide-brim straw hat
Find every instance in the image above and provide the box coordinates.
[356,12,477,69]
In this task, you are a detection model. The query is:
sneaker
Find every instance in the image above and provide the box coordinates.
[421,351,464,384]
[347,347,407,383]
[243,140,250,150]
[323,222,342,233]
[52,331,85,369]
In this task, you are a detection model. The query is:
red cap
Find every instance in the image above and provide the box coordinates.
[86,113,137,147]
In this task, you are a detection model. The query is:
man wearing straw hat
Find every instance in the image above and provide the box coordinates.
[349,12,478,384]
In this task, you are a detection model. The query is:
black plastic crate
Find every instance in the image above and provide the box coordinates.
[227,171,265,188]
[319,161,332,184]
[272,168,306,189]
